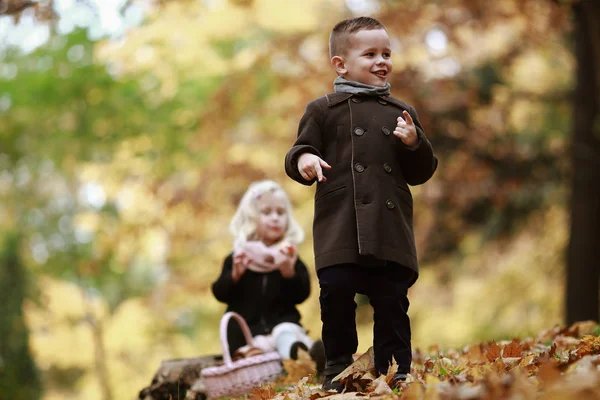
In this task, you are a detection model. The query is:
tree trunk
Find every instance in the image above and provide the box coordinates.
[80,289,114,400]
[91,317,113,400]
[566,0,600,325]
[0,232,42,399]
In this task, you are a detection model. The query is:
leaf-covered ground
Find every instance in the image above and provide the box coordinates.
[242,321,600,400]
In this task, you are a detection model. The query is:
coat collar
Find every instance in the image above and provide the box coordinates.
[326,92,353,107]
[379,95,410,111]
[325,93,409,110]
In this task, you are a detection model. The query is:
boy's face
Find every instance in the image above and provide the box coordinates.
[333,28,392,87]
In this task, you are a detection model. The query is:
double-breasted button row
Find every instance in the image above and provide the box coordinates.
[354,163,391,173]
[353,126,392,137]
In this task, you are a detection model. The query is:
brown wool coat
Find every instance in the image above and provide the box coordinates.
[285,92,438,282]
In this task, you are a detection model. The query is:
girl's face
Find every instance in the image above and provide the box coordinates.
[255,191,288,246]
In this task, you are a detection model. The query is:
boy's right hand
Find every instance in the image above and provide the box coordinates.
[298,153,332,182]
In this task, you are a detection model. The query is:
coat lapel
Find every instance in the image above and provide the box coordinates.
[379,95,410,111]
[326,92,353,107]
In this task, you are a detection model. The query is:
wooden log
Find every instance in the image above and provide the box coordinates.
[138,354,223,400]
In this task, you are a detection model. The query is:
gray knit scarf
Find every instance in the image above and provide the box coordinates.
[333,76,391,96]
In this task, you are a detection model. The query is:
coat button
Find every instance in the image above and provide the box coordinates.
[383,163,392,173]
[385,199,395,209]
[354,127,364,136]
[378,99,388,105]
[352,97,361,103]
[354,163,365,173]
[382,126,391,136]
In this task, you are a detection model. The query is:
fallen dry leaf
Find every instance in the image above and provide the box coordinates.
[369,375,393,395]
[281,348,317,385]
[486,341,502,362]
[253,321,600,400]
[334,347,377,383]
[502,339,522,358]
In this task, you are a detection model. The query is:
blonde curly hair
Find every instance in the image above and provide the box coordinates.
[229,180,304,249]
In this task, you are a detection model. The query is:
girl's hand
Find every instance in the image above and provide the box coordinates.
[394,110,418,148]
[277,244,297,278]
[232,251,249,282]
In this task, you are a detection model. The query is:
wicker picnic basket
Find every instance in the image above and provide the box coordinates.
[200,311,283,399]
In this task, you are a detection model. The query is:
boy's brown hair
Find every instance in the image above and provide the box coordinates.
[329,16,387,59]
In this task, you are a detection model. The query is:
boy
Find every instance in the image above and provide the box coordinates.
[284,17,438,392]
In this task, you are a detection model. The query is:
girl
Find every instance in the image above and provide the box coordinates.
[212,180,323,371]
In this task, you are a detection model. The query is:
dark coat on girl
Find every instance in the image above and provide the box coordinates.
[212,252,311,352]
[284,92,438,283]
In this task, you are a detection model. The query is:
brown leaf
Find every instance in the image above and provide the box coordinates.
[368,375,393,395]
[486,341,501,362]
[538,343,557,363]
[561,321,597,338]
[423,358,435,372]
[281,349,316,385]
[572,335,600,359]
[519,355,536,367]
[537,360,561,384]
[401,382,424,400]
[291,376,313,400]
[249,386,277,400]
[503,339,523,358]
[0,0,37,15]
[334,347,376,383]
[466,343,484,363]
[490,357,506,374]
[384,357,399,385]
[502,357,521,371]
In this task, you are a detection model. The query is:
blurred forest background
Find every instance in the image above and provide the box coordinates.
[1,0,599,399]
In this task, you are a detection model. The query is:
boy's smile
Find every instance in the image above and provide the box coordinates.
[332,28,392,87]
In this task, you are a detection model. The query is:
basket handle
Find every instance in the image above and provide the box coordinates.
[219,311,257,366]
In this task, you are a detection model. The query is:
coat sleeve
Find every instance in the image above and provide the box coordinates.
[279,256,311,304]
[397,105,438,186]
[211,253,239,304]
[284,100,325,186]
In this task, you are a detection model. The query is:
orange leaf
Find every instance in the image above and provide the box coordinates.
[491,357,506,374]
[503,339,523,358]
[486,341,501,362]
[248,386,276,400]
[537,360,561,384]
[467,343,484,363]
[572,335,600,359]
[402,382,424,400]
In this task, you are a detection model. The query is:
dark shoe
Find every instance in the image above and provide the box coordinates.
[390,373,407,389]
[289,341,309,360]
[309,340,326,377]
[322,374,344,393]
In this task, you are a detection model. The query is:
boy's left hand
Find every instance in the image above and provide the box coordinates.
[394,110,418,148]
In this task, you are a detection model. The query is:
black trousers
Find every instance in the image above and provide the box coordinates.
[317,263,413,376]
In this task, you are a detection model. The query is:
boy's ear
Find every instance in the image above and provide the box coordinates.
[331,56,346,75]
